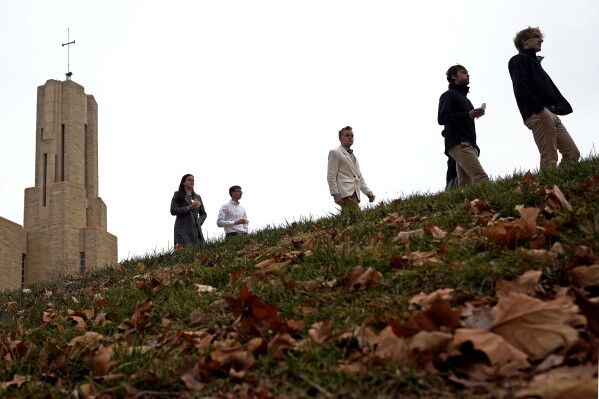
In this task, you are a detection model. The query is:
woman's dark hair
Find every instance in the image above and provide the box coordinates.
[172,173,194,201]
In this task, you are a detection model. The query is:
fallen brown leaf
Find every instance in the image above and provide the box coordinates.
[515,205,540,235]
[495,270,542,297]
[569,263,599,288]
[309,320,334,343]
[453,328,530,376]
[513,365,598,399]
[391,297,461,338]
[570,287,599,336]
[338,265,383,291]
[91,344,115,376]
[409,288,454,311]
[491,292,580,360]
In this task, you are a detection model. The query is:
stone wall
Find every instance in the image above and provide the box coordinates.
[0,216,27,291]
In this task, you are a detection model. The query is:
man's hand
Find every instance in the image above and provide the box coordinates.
[469,108,485,119]
[333,194,343,205]
[367,193,376,203]
[234,218,248,225]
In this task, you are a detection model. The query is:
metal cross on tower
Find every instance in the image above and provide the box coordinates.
[62,28,76,80]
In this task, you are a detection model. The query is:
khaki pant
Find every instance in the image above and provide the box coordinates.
[447,142,489,186]
[524,108,580,169]
[340,192,360,208]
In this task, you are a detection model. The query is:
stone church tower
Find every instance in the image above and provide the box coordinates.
[0,79,117,291]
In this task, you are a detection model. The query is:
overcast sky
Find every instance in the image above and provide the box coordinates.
[1,0,598,261]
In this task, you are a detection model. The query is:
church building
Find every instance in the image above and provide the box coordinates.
[0,78,117,291]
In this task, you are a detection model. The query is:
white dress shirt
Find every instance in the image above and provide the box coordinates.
[216,200,248,234]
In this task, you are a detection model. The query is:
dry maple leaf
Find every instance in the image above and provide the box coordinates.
[469,199,492,215]
[409,250,438,266]
[210,345,256,378]
[68,331,104,348]
[495,270,542,297]
[491,292,580,360]
[267,332,298,358]
[515,205,540,235]
[569,264,599,288]
[308,320,334,343]
[181,371,205,392]
[91,344,116,376]
[513,365,598,399]
[372,325,407,362]
[484,221,524,247]
[396,228,424,243]
[521,170,535,189]
[542,185,573,214]
[129,299,154,330]
[409,288,454,311]
[570,287,599,336]
[223,285,284,335]
[0,374,30,390]
[453,328,530,376]
[338,265,383,290]
[382,212,406,227]
[567,245,599,269]
[407,330,452,366]
[425,225,447,240]
[391,297,461,338]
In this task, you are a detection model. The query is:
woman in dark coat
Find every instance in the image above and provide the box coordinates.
[170,174,207,247]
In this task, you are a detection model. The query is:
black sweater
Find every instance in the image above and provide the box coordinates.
[508,49,572,122]
[438,83,479,156]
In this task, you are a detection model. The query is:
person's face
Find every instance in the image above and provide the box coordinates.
[184,175,195,191]
[522,35,543,52]
[231,188,243,201]
[339,130,354,148]
[453,69,470,85]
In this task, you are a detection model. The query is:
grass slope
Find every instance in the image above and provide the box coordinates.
[1,157,598,398]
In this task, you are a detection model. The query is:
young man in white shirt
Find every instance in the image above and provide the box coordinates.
[216,185,249,238]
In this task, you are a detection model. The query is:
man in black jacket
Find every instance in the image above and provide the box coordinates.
[438,64,489,186]
[508,27,580,169]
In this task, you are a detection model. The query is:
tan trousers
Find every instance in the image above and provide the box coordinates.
[340,192,360,209]
[447,142,489,186]
[524,108,580,169]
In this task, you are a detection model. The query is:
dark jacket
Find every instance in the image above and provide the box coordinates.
[508,49,572,122]
[170,191,207,246]
[438,83,479,156]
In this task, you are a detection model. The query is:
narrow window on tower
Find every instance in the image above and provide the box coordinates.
[21,254,26,286]
[84,124,88,185]
[80,252,86,273]
[43,153,47,206]
[61,124,65,181]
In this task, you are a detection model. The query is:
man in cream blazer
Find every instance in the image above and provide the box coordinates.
[327,126,375,208]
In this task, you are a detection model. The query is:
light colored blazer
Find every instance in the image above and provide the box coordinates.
[327,146,372,200]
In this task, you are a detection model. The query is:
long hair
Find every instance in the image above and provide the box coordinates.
[172,173,195,202]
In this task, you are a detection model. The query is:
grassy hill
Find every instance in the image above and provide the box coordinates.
[1,157,598,398]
